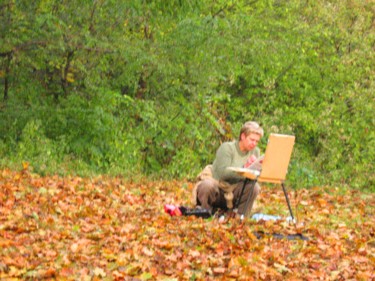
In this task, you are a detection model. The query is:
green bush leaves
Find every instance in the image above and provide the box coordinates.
[0,0,373,190]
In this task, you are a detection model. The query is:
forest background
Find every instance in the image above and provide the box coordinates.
[0,0,374,191]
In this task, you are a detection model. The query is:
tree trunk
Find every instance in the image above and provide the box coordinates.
[3,52,13,101]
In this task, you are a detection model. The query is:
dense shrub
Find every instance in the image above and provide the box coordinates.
[0,0,373,190]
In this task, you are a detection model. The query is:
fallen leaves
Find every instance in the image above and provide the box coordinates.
[0,168,374,280]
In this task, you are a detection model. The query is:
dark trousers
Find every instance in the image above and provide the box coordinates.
[196,178,260,217]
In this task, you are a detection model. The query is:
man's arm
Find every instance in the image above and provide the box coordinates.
[212,143,244,183]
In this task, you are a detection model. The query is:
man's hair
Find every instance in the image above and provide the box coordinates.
[239,121,264,140]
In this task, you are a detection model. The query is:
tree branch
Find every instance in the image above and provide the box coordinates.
[61,50,75,97]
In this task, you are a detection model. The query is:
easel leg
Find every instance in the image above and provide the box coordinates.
[235,178,248,210]
[281,182,295,221]
[240,180,257,220]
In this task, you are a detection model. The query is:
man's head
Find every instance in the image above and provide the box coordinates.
[239,121,264,140]
[238,121,264,152]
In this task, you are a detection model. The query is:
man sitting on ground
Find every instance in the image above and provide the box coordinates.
[192,121,264,218]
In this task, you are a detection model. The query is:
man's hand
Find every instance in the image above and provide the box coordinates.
[244,155,257,168]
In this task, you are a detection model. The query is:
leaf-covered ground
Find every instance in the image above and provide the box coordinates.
[0,168,374,280]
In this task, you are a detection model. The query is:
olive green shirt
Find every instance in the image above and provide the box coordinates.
[212,140,260,184]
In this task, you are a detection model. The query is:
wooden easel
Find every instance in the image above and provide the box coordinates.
[229,134,296,220]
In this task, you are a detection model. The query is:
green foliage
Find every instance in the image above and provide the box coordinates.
[15,120,60,174]
[0,0,373,190]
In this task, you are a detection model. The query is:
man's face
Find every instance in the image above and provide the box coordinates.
[241,133,261,151]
